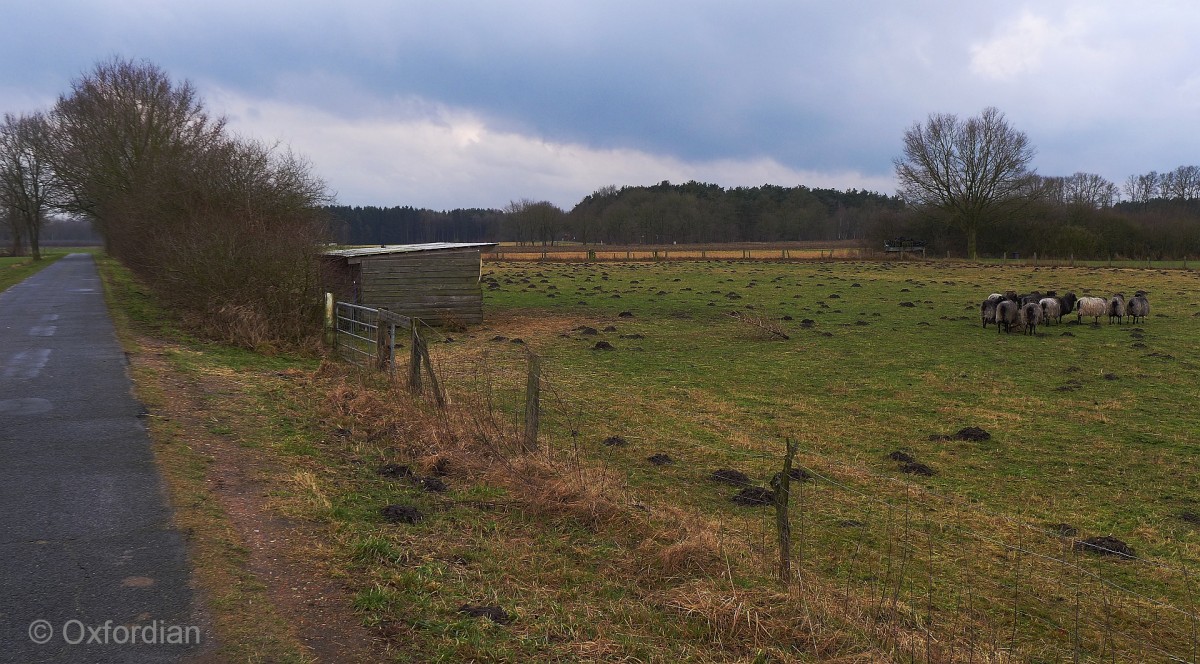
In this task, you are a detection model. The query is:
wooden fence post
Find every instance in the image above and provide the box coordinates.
[771,438,800,585]
[522,352,541,453]
[409,325,422,395]
[324,293,335,347]
[375,310,390,371]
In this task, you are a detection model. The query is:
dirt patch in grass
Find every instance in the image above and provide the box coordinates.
[647,453,673,465]
[458,604,514,624]
[710,469,751,486]
[1074,536,1136,559]
[730,486,774,506]
[900,462,936,476]
[381,504,424,524]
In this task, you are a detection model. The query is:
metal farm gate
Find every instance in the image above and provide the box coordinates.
[331,300,444,406]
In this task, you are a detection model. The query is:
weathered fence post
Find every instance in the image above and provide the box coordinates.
[409,325,422,395]
[375,309,390,371]
[324,293,335,347]
[771,438,800,585]
[522,351,541,453]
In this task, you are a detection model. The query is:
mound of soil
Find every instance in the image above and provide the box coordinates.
[1180,511,1200,525]
[577,326,599,335]
[899,301,916,307]
[730,486,775,506]
[490,335,509,342]
[420,477,448,493]
[1103,373,1119,381]
[510,338,525,345]
[788,467,812,482]
[900,462,935,476]
[952,426,991,441]
[602,435,628,447]
[380,504,423,524]
[592,341,616,351]
[458,604,513,624]
[377,464,412,478]
[1048,523,1078,537]
[430,458,450,476]
[647,453,673,466]
[618,311,634,317]
[603,325,618,332]
[799,319,815,328]
[710,469,751,486]
[1074,536,1135,558]
[888,450,915,463]
[1060,332,1075,337]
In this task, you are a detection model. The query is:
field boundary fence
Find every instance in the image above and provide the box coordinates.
[777,447,1200,662]
[327,312,1200,661]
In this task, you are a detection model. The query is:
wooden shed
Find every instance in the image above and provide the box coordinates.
[322,243,498,325]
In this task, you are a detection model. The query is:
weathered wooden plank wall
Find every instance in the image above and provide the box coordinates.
[355,248,484,325]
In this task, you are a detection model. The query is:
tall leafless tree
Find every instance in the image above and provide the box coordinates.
[1124,171,1159,204]
[0,113,54,259]
[40,57,225,254]
[894,107,1036,259]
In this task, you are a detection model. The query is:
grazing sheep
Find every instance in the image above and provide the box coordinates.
[1128,291,1150,324]
[1039,297,1061,325]
[1020,301,1042,335]
[1108,293,1126,324]
[987,293,1004,302]
[1076,296,1107,324]
[996,299,1019,333]
[1019,291,1043,306]
[1057,292,1078,320]
[980,298,999,328]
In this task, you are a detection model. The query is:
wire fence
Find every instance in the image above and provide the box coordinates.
[338,311,1200,662]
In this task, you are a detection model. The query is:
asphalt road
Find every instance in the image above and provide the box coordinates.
[0,254,205,662]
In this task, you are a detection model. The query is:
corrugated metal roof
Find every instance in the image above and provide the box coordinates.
[322,242,499,259]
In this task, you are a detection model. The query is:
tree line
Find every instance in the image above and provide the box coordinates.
[893,107,1200,260]
[324,183,904,246]
[0,57,329,349]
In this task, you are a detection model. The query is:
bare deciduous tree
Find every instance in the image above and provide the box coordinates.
[0,113,54,259]
[894,107,1036,258]
[1124,171,1159,204]
[41,56,224,252]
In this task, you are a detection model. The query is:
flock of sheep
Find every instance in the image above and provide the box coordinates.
[981,290,1151,334]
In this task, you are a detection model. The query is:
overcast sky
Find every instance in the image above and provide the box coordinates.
[2,1,1198,210]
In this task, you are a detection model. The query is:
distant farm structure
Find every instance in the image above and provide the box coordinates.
[322,243,497,326]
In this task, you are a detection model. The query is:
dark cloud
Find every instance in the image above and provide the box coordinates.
[2,1,1198,207]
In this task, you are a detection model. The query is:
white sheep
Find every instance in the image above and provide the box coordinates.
[1039,297,1061,325]
[1076,296,1107,324]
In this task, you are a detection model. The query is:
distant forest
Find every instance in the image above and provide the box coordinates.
[323,181,902,247]
[324,176,1200,259]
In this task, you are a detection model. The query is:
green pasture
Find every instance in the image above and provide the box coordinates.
[469,258,1200,657]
